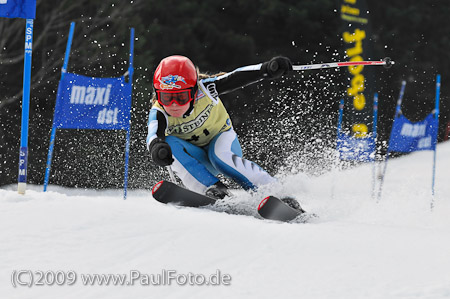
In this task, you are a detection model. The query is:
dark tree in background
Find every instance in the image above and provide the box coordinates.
[0,0,449,189]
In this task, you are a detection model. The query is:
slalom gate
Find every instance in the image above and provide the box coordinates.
[43,22,135,199]
[377,76,441,208]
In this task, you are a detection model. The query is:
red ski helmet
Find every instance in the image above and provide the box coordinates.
[153,55,198,106]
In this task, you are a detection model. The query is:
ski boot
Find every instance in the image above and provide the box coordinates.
[280,196,305,213]
[205,181,231,200]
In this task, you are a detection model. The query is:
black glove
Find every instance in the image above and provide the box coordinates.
[262,56,293,80]
[149,138,174,167]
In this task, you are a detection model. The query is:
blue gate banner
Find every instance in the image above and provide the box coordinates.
[0,0,36,19]
[388,113,438,152]
[337,133,375,162]
[54,73,131,130]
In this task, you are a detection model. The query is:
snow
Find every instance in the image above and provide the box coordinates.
[1,141,450,299]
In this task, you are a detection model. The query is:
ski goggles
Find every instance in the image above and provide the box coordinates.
[156,89,195,106]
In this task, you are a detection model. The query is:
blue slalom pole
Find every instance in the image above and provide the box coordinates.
[17,19,34,194]
[61,22,76,79]
[377,81,406,202]
[395,80,406,116]
[123,27,134,200]
[128,28,135,82]
[371,93,378,199]
[337,99,344,137]
[43,22,75,192]
[431,74,441,209]
[43,126,56,192]
[124,129,131,200]
[373,93,378,142]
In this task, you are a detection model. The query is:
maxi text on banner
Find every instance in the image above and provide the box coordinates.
[54,73,131,130]
[0,0,36,19]
[388,113,438,152]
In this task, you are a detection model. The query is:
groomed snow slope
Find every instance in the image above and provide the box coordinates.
[1,141,450,299]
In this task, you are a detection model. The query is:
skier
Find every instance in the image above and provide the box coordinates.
[146,55,301,209]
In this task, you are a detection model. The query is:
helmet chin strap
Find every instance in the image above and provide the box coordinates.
[182,86,198,117]
[183,100,195,117]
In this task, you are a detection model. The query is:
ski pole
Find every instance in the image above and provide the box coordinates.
[166,166,176,183]
[237,57,394,72]
[293,57,394,71]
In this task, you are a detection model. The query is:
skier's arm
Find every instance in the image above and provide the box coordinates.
[146,108,174,166]
[205,56,292,95]
[146,108,167,149]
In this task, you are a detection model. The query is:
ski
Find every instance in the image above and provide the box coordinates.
[152,180,315,223]
[257,196,306,222]
[152,180,216,207]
